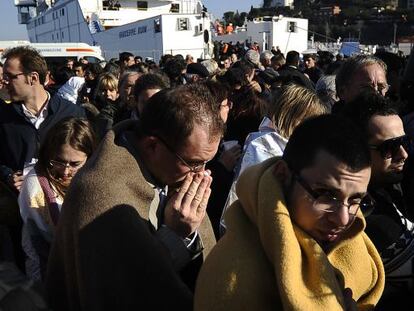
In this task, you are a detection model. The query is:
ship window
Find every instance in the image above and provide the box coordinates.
[177,18,190,31]
[154,18,161,33]
[287,21,297,33]
[170,4,179,13]
[137,1,148,11]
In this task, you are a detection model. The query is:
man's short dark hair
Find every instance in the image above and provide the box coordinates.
[134,73,170,98]
[200,80,229,109]
[104,62,121,77]
[119,52,134,63]
[85,63,103,77]
[2,46,48,84]
[339,90,399,139]
[283,114,371,173]
[73,61,86,70]
[285,51,300,67]
[139,83,225,147]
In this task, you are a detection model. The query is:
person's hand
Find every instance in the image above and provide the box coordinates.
[164,171,212,238]
[247,80,262,93]
[343,288,358,311]
[7,171,24,192]
[219,144,241,172]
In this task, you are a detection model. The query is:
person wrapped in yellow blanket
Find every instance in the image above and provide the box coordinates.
[195,115,385,311]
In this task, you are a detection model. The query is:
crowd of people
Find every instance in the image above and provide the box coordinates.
[0,42,413,310]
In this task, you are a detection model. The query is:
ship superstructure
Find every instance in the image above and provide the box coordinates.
[15,0,211,61]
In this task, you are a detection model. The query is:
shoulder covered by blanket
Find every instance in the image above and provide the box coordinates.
[195,157,384,311]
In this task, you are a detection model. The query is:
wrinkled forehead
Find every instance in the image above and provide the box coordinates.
[354,63,386,83]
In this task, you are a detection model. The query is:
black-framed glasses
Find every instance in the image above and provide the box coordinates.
[2,72,27,82]
[49,159,85,172]
[154,135,209,173]
[293,172,373,220]
[369,135,412,159]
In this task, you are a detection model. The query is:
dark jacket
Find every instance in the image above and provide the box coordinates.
[365,184,414,309]
[277,65,314,90]
[0,94,85,184]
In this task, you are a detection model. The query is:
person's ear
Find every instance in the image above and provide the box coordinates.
[140,136,159,155]
[29,72,39,85]
[273,159,293,188]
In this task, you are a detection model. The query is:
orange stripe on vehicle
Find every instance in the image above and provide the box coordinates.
[66,48,95,52]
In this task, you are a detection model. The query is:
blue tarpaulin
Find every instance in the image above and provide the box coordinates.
[340,41,360,56]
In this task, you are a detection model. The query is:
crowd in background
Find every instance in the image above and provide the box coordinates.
[0,42,414,310]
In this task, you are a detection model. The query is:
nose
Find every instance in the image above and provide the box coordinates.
[329,203,351,228]
[63,164,71,174]
[396,145,409,162]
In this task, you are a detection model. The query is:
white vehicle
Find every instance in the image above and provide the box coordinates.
[14,0,212,63]
[0,40,104,67]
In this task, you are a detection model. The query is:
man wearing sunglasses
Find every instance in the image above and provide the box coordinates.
[341,91,413,308]
[47,84,224,310]
[195,115,384,310]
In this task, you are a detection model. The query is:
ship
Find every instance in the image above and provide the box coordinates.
[14,0,212,62]
[215,15,309,56]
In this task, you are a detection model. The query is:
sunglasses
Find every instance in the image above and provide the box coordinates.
[369,135,412,159]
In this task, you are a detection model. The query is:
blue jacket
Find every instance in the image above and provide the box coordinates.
[0,95,85,184]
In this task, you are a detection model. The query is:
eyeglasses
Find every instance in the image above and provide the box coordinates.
[293,172,373,221]
[2,72,26,82]
[154,135,209,173]
[369,135,412,159]
[49,159,85,172]
[360,83,390,95]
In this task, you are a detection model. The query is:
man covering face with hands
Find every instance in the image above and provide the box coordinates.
[46,83,224,311]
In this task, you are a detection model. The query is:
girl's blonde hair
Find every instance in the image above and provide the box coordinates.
[273,84,328,139]
[97,73,119,92]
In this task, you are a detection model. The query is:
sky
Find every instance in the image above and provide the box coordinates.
[0,1,29,40]
[203,0,263,20]
[0,0,263,41]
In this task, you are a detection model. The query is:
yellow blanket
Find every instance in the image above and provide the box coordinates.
[195,158,384,310]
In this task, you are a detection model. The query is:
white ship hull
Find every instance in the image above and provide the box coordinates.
[17,0,211,62]
[215,16,309,55]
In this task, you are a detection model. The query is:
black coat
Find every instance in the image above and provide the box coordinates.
[277,65,314,90]
[0,94,85,184]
